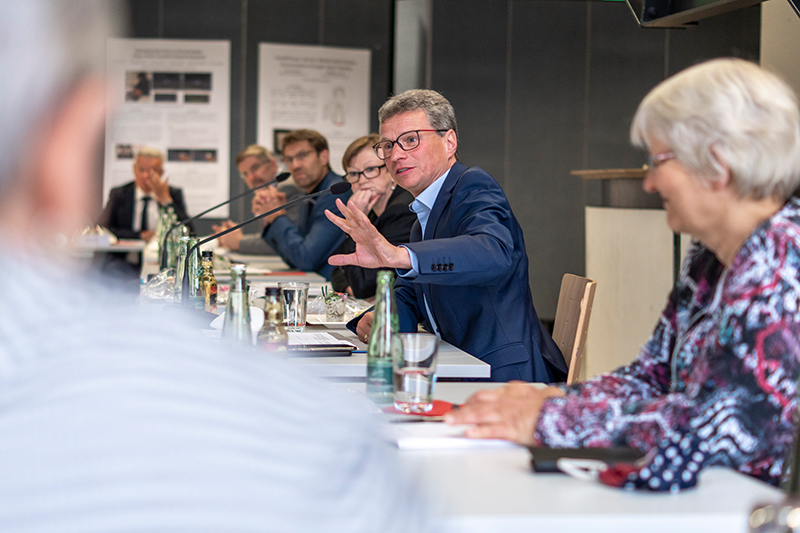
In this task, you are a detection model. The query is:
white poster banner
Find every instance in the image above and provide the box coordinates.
[257,43,371,174]
[104,38,231,218]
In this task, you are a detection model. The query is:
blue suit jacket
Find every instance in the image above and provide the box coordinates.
[395,162,566,383]
[263,170,350,280]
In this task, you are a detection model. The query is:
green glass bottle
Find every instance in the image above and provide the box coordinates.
[154,205,170,254]
[257,287,288,351]
[186,237,204,309]
[174,236,190,303]
[167,224,188,271]
[199,250,218,313]
[222,264,251,347]
[366,270,400,403]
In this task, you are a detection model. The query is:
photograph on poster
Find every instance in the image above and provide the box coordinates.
[165,149,218,163]
[184,94,210,104]
[153,72,182,90]
[184,72,212,90]
[193,149,217,162]
[154,93,178,103]
[124,71,151,102]
[115,144,134,160]
[273,129,291,155]
[168,149,193,162]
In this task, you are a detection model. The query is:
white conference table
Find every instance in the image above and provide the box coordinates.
[290,328,491,379]
[339,382,784,533]
[199,252,491,379]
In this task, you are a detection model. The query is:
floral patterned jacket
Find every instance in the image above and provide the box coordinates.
[535,197,800,485]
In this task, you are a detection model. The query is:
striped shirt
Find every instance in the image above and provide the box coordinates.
[0,251,434,532]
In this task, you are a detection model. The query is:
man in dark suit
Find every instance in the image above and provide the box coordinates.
[326,89,566,383]
[99,147,191,241]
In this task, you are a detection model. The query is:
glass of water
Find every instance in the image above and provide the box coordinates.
[278,282,309,332]
[393,333,438,413]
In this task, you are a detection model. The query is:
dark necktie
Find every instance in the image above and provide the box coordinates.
[141,196,151,232]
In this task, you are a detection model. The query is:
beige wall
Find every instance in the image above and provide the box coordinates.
[761,0,800,96]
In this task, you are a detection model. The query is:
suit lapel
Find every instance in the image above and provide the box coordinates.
[424,162,464,241]
[415,163,465,335]
[409,220,422,243]
[123,182,136,229]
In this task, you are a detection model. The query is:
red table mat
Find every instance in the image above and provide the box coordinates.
[382,400,455,417]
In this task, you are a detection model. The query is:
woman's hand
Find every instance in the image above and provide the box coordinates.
[445,383,565,445]
[348,189,380,215]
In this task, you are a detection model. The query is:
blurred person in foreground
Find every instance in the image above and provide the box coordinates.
[0,2,434,531]
[255,129,350,279]
[448,58,800,487]
[211,144,302,254]
[330,134,416,299]
[325,90,566,382]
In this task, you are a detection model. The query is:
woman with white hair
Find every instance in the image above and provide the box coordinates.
[448,58,800,489]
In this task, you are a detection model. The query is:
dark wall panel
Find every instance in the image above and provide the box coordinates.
[586,2,664,171]
[324,0,394,138]
[667,4,760,76]
[247,0,320,44]
[507,0,588,317]
[129,0,162,37]
[431,0,508,184]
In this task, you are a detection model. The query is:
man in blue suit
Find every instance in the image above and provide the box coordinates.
[326,90,566,382]
[255,129,349,280]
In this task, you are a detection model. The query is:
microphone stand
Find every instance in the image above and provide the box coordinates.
[159,173,290,270]
[180,182,351,306]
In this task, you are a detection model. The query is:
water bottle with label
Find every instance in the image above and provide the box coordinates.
[366,270,400,403]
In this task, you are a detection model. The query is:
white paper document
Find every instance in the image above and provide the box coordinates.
[287,332,355,347]
[387,423,517,451]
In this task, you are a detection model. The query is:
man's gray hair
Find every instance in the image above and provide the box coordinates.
[631,58,800,201]
[378,89,459,139]
[0,1,122,191]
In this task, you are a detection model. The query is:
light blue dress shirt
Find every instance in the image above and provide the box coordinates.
[397,168,451,337]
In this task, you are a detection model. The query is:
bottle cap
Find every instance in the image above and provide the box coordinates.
[265,287,280,297]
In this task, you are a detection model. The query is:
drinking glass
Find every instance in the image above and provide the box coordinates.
[279,282,309,332]
[393,333,438,413]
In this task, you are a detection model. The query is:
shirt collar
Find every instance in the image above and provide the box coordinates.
[134,185,152,201]
[410,167,451,216]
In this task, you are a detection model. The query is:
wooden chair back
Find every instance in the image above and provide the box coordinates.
[552,274,597,385]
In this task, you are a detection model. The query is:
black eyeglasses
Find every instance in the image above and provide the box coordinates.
[345,164,386,183]
[373,129,448,160]
[282,149,314,165]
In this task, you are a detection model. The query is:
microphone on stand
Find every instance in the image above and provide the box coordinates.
[160,172,291,269]
[180,180,353,306]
